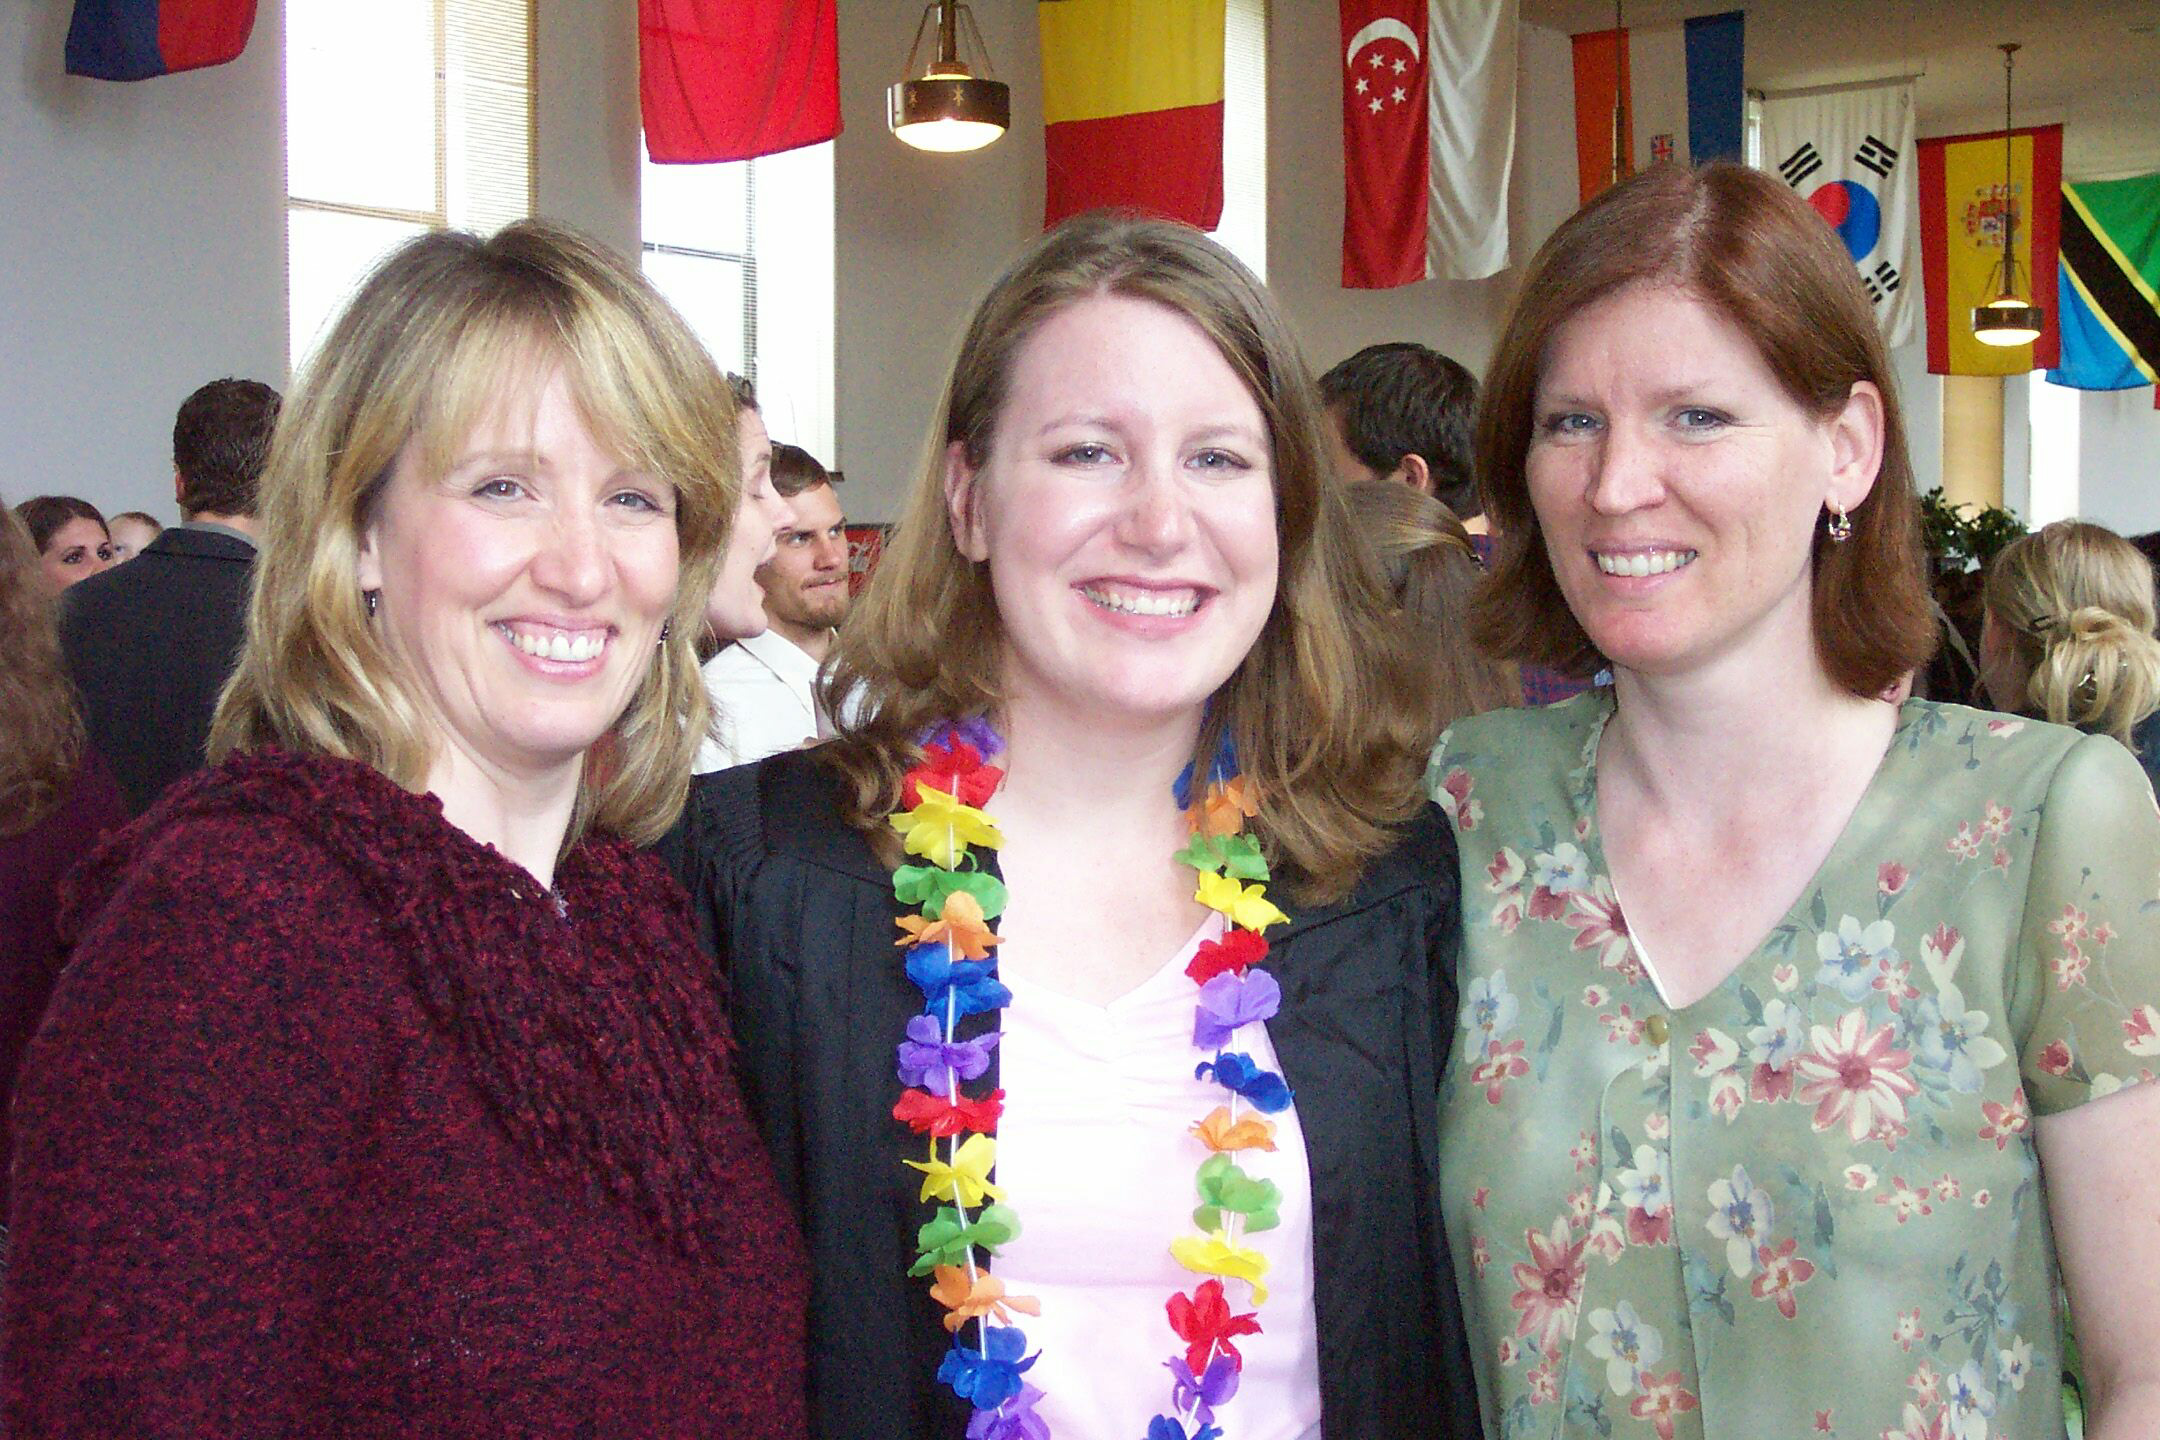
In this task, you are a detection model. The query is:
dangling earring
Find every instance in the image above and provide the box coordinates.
[364,589,380,617]
[657,620,672,647]
[1824,504,1853,544]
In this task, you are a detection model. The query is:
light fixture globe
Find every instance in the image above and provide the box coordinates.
[889,69,1009,154]
[890,2,1008,154]
[1972,295,2044,348]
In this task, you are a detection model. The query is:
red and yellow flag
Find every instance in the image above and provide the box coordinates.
[1918,124,2063,376]
[1040,0,1225,229]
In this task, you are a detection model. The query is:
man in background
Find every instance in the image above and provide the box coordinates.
[1319,341,1486,534]
[695,442,851,771]
[1320,341,1594,705]
[61,378,280,812]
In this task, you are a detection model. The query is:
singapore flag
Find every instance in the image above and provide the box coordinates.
[1341,0,1517,287]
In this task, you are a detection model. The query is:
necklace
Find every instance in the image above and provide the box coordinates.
[890,719,1294,1440]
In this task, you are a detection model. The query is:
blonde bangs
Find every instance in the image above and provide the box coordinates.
[214,221,738,848]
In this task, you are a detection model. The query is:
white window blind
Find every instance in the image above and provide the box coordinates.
[640,140,838,467]
[1209,0,1268,279]
[286,0,533,367]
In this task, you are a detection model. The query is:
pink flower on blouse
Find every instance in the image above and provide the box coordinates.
[2035,1039,2073,1076]
[1878,862,1910,895]
[1470,1039,1530,1105]
[1792,1010,1919,1143]
[1628,1369,1700,1440]
[1750,1238,1816,1319]
[1508,1218,1586,1352]
[1978,1091,2031,1151]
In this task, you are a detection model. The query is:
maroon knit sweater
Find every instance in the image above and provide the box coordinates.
[2,751,808,1438]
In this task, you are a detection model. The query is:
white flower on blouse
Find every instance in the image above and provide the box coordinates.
[1747,999,1808,1070]
[1462,971,1521,1042]
[1584,1301,1664,1396]
[1616,1144,1672,1219]
[1912,981,2011,1092]
[1944,1359,1997,1440]
[1997,1335,2033,1392]
[1531,843,1591,896]
[1704,1164,1774,1277]
[1816,915,1899,1003]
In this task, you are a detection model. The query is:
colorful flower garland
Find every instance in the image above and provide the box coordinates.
[889,720,1295,1440]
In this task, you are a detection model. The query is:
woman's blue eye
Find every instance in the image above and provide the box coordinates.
[1057,442,1112,465]
[1540,412,1597,436]
[1191,448,1248,472]
[1677,408,1727,429]
[476,477,524,499]
[610,490,665,513]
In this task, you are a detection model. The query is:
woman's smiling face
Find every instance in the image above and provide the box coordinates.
[947,292,1280,735]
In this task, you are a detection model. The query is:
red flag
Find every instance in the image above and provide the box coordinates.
[1341,1,1515,287]
[1341,1,1425,286]
[639,0,840,164]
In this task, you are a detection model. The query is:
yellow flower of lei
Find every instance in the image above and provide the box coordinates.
[889,783,1003,870]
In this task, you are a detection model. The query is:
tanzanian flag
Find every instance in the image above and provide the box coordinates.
[2048,173,2160,395]
[66,0,257,82]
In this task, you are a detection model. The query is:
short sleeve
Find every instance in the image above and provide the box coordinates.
[2016,731,2160,1115]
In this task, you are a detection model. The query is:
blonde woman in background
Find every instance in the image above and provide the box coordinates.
[1345,476,1522,744]
[1981,519,2160,793]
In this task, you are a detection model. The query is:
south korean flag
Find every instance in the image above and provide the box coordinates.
[1758,81,1918,346]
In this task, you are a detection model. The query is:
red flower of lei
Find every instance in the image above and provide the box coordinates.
[1185,929,1269,986]
[1167,1278,1264,1375]
[902,738,1005,809]
[894,1086,1007,1138]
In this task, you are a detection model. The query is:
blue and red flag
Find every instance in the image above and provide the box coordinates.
[66,0,257,82]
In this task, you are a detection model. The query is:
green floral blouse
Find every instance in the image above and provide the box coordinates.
[1427,693,2160,1440]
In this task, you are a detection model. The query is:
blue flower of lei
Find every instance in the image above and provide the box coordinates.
[1193,1050,1294,1113]
[938,1325,1039,1410]
[906,945,1013,1020]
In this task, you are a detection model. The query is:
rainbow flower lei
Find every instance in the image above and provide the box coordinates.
[889,719,1294,1440]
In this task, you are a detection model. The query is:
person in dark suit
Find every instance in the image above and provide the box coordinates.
[59,378,280,813]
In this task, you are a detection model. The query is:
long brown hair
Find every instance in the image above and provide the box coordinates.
[211,222,738,847]
[1472,161,1936,699]
[1348,478,1522,744]
[819,212,1430,903]
[0,505,86,836]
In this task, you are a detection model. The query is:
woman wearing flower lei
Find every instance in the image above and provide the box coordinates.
[663,214,1485,1439]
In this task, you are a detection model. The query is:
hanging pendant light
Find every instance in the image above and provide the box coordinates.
[888,1,1009,154]
[1972,43,2044,347]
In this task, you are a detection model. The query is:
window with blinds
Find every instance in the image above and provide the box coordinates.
[285,0,534,367]
[640,140,838,467]
[1209,0,1268,279]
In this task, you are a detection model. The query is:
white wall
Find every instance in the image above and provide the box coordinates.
[2079,386,2160,537]
[1,0,287,524]
[532,0,638,258]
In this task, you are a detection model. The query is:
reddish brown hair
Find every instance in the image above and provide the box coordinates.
[1471,161,1936,697]
[0,505,86,835]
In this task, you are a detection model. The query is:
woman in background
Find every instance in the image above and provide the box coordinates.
[14,495,113,593]
[3,222,806,1438]
[1346,476,1522,744]
[1981,518,2160,792]
[1431,162,2160,1439]
[0,504,128,1212]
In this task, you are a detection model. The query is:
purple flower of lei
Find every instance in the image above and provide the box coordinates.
[1191,968,1283,1049]
[1193,1050,1295,1113]
[937,1326,1037,1410]
[897,1014,1000,1091]
[906,945,1013,1020]
[964,1383,1050,1440]
[1164,1354,1241,1427]
[918,714,1006,759]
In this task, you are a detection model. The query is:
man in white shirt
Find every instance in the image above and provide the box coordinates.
[695,442,852,772]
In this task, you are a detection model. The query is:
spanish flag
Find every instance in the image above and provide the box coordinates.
[1040,0,1226,229]
[1918,124,2063,376]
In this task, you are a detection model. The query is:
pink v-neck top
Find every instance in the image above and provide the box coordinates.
[994,913,1323,1439]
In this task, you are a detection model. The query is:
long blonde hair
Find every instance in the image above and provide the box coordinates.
[1347,478,1522,742]
[819,213,1431,903]
[211,222,738,847]
[1983,519,2160,745]
[0,504,86,836]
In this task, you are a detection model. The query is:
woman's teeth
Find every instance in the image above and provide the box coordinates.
[1081,586,1200,617]
[505,627,608,662]
[1595,549,1697,578]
